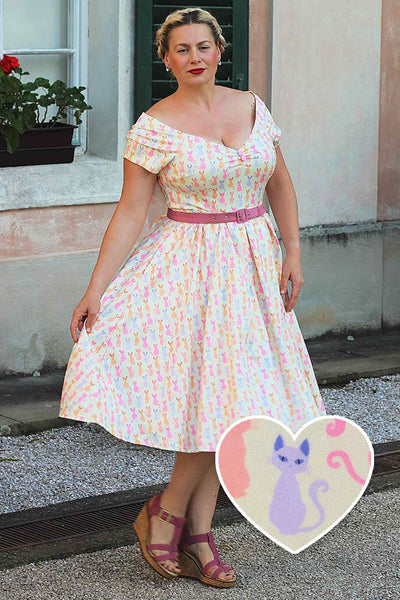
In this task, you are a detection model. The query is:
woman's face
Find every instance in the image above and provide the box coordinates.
[164,23,221,85]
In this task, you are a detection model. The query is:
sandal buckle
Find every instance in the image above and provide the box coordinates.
[158,509,174,523]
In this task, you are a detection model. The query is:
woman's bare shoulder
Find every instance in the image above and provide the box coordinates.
[218,86,256,111]
[144,97,176,120]
[218,86,250,99]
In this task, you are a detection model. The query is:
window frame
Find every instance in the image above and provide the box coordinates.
[0,0,89,154]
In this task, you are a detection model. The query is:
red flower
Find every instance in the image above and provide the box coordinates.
[0,54,20,75]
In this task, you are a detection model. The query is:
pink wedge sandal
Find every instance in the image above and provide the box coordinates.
[178,529,237,588]
[133,491,186,579]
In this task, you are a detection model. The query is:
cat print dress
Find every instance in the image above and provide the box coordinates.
[59,90,326,452]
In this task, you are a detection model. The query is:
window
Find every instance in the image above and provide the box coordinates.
[134,0,249,120]
[0,0,89,154]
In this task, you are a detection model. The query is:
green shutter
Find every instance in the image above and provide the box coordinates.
[134,1,249,121]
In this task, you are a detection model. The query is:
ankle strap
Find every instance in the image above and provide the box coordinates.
[157,509,186,526]
[148,492,186,527]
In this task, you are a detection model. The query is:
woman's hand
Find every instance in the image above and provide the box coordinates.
[279,252,304,312]
[70,293,102,343]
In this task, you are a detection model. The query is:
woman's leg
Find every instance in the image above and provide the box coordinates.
[183,458,236,581]
[147,450,215,573]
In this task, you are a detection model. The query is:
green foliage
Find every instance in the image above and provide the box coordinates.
[0,63,92,153]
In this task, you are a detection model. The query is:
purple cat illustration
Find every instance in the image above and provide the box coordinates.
[268,434,329,536]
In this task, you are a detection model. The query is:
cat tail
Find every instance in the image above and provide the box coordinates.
[298,479,329,532]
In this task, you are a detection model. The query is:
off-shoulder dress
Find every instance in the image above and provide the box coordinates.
[59,91,326,452]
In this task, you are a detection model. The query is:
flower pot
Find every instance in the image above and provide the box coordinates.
[0,122,78,167]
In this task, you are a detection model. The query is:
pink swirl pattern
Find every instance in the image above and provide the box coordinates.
[218,420,253,499]
[327,450,366,485]
[326,419,346,437]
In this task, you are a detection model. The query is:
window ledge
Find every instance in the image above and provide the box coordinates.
[0,153,123,211]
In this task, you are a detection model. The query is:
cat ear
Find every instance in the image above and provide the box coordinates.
[299,438,310,456]
[274,434,284,451]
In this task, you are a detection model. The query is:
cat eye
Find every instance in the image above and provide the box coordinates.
[295,459,304,465]
[278,454,288,462]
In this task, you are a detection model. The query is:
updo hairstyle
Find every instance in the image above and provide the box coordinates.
[155,6,228,76]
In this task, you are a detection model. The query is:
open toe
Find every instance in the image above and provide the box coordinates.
[178,530,236,588]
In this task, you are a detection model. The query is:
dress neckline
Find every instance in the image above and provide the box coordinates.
[140,91,258,152]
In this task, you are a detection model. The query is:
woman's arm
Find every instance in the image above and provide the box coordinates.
[85,159,158,297]
[70,160,158,341]
[266,147,301,254]
[265,147,304,311]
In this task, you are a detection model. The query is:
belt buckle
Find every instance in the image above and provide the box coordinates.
[236,208,252,222]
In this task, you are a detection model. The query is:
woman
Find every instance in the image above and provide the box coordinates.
[59,6,326,589]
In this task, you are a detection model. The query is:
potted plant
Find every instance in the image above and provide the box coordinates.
[0,54,92,167]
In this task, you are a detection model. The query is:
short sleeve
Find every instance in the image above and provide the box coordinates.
[264,106,282,148]
[123,120,174,174]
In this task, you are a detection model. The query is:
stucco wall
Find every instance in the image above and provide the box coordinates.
[271,0,382,227]
[378,0,400,220]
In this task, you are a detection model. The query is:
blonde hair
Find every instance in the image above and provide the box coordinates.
[155,6,228,71]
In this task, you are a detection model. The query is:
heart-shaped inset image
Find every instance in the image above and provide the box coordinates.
[215,415,374,554]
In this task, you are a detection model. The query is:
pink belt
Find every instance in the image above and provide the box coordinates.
[167,203,266,224]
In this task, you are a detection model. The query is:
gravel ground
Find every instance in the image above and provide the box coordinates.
[0,487,398,600]
[1,374,399,514]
